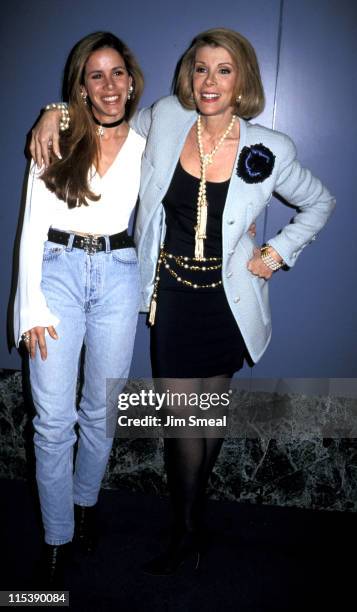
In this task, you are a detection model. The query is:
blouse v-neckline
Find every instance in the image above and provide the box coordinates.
[95,127,132,180]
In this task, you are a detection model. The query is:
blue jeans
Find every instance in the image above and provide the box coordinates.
[29,235,140,545]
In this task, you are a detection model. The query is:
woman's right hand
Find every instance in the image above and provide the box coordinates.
[30,109,62,168]
[22,326,58,360]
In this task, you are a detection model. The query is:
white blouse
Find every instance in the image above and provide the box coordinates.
[13,128,145,346]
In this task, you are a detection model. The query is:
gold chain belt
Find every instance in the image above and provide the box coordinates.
[148,247,222,326]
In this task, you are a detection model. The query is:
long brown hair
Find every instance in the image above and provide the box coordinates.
[41,32,144,208]
[175,28,264,119]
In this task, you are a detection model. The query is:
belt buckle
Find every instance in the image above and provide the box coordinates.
[82,235,99,255]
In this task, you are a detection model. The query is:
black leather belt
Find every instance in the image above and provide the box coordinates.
[48,228,134,254]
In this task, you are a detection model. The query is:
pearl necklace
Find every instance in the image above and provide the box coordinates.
[195,113,236,259]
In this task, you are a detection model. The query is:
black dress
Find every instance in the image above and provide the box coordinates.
[150,161,247,378]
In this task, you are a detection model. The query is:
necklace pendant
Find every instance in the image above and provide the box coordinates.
[195,236,205,260]
[195,114,236,263]
[96,125,105,137]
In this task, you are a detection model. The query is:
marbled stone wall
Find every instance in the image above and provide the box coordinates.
[1,369,357,511]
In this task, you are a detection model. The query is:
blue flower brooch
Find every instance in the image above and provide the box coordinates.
[237,143,275,184]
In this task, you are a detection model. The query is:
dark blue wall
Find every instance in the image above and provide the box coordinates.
[1,0,355,377]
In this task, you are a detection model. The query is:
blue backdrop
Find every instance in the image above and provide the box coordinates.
[1,0,356,377]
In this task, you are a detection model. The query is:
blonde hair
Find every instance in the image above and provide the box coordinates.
[41,32,144,208]
[175,27,265,119]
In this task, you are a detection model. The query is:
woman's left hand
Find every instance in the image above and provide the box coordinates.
[247,247,273,279]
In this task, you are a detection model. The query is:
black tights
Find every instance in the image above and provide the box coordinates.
[157,375,231,536]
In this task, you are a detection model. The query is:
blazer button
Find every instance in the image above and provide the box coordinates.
[228,249,235,255]
[226,272,233,278]
[233,296,240,303]
[227,219,235,225]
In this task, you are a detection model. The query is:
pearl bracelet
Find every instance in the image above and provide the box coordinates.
[44,102,70,131]
[260,245,283,271]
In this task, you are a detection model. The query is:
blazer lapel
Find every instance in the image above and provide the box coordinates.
[222,117,251,245]
[153,112,197,192]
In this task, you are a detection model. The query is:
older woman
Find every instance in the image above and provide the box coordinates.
[30,27,335,576]
[15,31,145,585]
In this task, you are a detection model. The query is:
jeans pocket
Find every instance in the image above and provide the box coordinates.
[43,243,66,262]
[111,247,138,265]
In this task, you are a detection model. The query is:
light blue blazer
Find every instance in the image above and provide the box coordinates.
[131,96,335,363]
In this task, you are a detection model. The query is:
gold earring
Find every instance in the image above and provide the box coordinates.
[80,90,88,104]
[127,85,134,101]
[236,94,242,104]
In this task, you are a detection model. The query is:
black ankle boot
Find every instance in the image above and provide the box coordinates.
[74,504,97,553]
[142,529,201,576]
[40,542,72,588]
